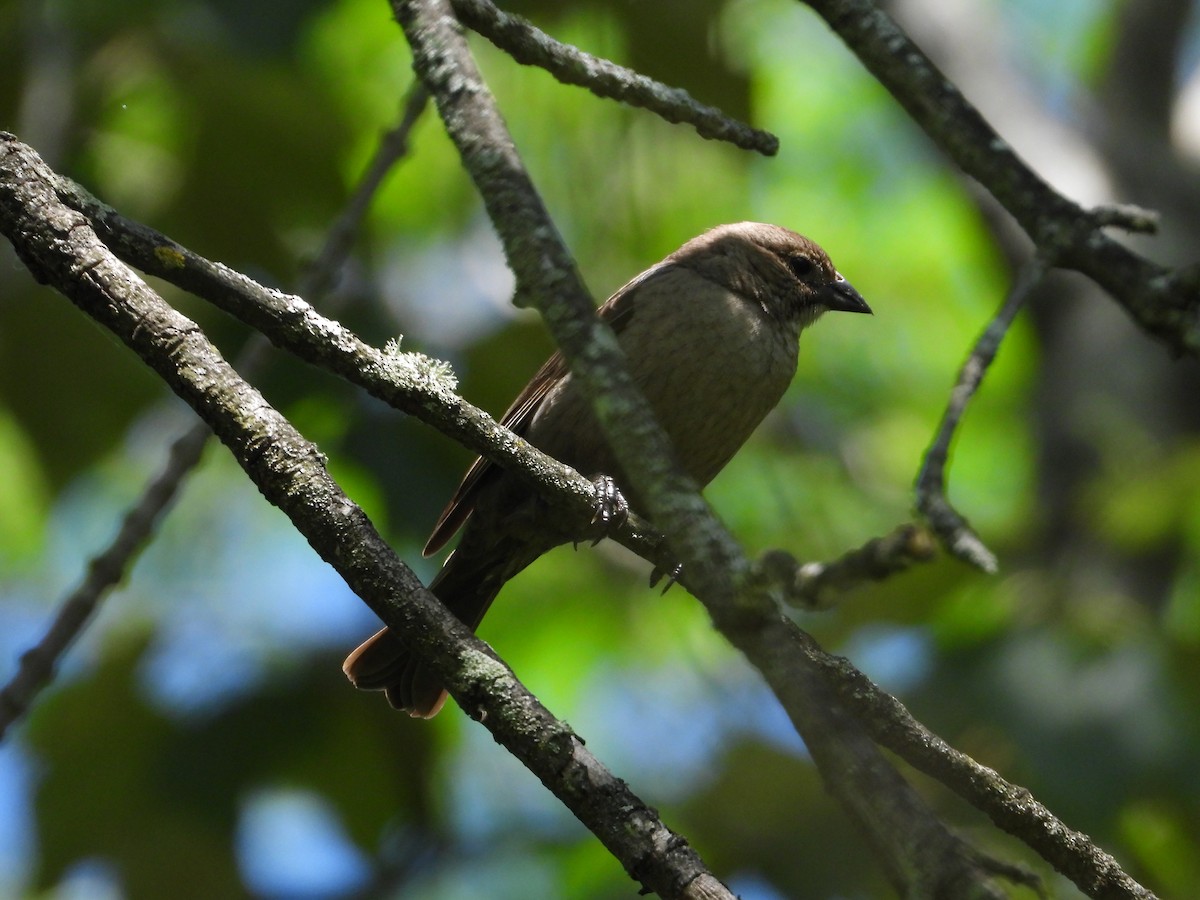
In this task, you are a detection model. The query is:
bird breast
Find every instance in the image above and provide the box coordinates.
[525,268,801,496]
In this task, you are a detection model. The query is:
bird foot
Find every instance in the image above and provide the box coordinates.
[576,475,629,547]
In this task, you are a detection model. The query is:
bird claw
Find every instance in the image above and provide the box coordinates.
[572,475,630,549]
[648,561,683,593]
[588,475,629,542]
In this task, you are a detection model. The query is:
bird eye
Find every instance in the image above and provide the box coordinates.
[787,255,816,279]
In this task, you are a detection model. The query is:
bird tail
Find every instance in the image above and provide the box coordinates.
[342,531,552,717]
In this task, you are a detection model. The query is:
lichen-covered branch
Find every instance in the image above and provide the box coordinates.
[0,132,731,900]
[47,165,665,569]
[390,3,1033,894]
[0,86,430,737]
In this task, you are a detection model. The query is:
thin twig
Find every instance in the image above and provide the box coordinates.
[450,0,778,155]
[0,86,428,739]
[915,260,1045,573]
[755,522,938,611]
[0,422,209,738]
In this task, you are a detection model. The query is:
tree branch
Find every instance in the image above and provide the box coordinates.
[449,0,778,155]
[0,131,732,900]
[0,421,209,739]
[915,260,1045,573]
[806,640,1159,900]
[46,163,667,568]
[391,2,1025,894]
[799,0,1200,354]
[756,523,938,611]
[0,84,430,739]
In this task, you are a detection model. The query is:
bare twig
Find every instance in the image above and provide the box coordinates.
[799,0,1200,354]
[755,523,938,611]
[450,0,778,155]
[0,85,428,738]
[0,422,209,738]
[915,260,1045,573]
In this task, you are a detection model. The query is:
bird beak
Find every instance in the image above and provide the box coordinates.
[823,274,872,315]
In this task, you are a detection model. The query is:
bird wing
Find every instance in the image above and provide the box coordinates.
[421,262,676,556]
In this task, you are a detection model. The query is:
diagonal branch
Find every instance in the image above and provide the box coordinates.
[799,0,1199,354]
[5,126,1151,897]
[449,0,778,155]
[48,172,666,564]
[806,639,1159,900]
[0,132,732,900]
[0,84,429,739]
[0,422,209,739]
[392,3,1028,895]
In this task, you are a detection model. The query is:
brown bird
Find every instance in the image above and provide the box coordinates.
[343,222,871,716]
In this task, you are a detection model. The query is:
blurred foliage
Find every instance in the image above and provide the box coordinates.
[1,0,1199,898]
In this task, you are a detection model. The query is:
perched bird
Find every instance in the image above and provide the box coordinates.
[344,222,871,716]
